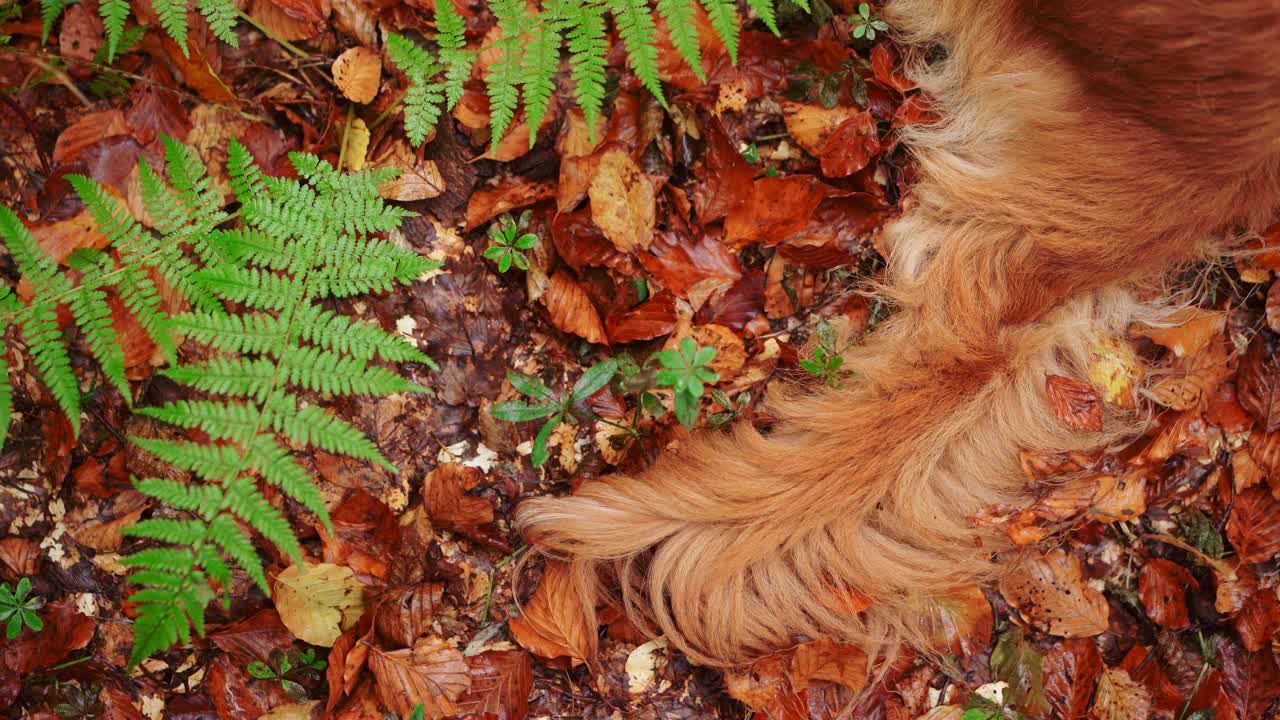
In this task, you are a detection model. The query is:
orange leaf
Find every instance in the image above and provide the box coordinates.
[542,271,607,344]
[998,548,1109,637]
[507,560,593,664]
[723,654,808,720]
[374,582,445,649]
[1227,487,1280,564]
[423,464,494,531]
[1091,668,1151,720]
[724,175,833,247]
[457,650,534,720]
[1045,374,1104,432]
[1138,558,1197,629]
[780,101,865,156]
[1135,307,1226,358]
[1043,637,1102,720]
[463,179,555,231]
[789,638,867,692]
[818,111,880,178]
[1233,586,1280,652]
[1237,332,1280,432]
[1087,469,1147,524]
[605,290,678,343]
[367,638,470,719]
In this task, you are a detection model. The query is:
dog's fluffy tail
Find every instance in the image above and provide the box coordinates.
[516,0,1280,666]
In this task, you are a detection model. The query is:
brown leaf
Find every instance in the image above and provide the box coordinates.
[606,291,678,343]
[689,323,746,382]
[1087,469,1147,524]
[1043,637,1102,720]
[332,46,382,104]
[326,610,374,712]
[639,229,742,302]
[1227,487,1280,563]
[1090,668,1151,720]
[589,148,656,252]
[375,582,445,649]
[507,560,593,663]
[1237,331,1280,431]
[59,2,102,62]
[550,209,636,274]
[0,538,40,576]
[724,654,808,720]
[542,271,607,343]
[690,116,755,226]
[781,102,866,157]
[818,111,880,178]
[922,584,993,656]
[53,110,129,164]
[1233,586,1280,652]
[1150,339,1232,412]
[210,609,296,663]
[1218,639,1280,720]
[869,44,915,92]
[998,548,1109,637]
[251,0,329,38]
[1045,374,1104,432]
[377,149,445,202]
[1267,281,1280,334]
[1138,558,1198,629]
[457,650,533,720]
[205,652,286,718]
[67,491,148,551]
[368,637,470,719]
[423,464,494,531]
[789,638,867,693]
[463,180,556,231]
[724,176,833,247]
[0,601,95,673]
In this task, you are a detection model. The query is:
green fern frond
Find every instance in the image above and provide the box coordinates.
[124,518,209,546]
[436,0,473,109]
[610,0,666,106]
[170,312,286,355]
[744,0,778,34]
[557,0,608,134]
[207,513,268,590]
[133,476,227,515]
[131,438,247,485]
[221,477,303,563]
[698,0,739,64]
[294,304,431,364]
[163,357,278,401]
[196,266,305,311]
[276,346,428,396]
[227,139,268,198]
[657,0,705,82]
[267,401,393,470]
[0,206,58,283]
[117,267,176,362]
[99,0,132,61]
[39,0,64,44]
[522,13,562,148]
[153,0,191,55]
[20,305,80,435]
[196,0,239,46]
[138,400,262,444]
[386,32,447,148]
[246,435,331,528]
[0,353,11,446]
[486,0,526,149]
[66,277,130,403]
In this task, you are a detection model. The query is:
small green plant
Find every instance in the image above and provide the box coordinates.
[0,577,44,639]
[491,359,618,467]
[799,320,849,388]
[483,212,539,273]
[409,704,426,720]
[654,337,719,428]
[850,2,887,41]
[707,388,750,428]
[247,648,327,701]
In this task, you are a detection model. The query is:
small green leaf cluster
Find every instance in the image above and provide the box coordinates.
[850,2,888,40]
[0,577,43,639]
[654,337,720,428]
[247,648,327,701]
[491,359,617,467]
[707,387,750,428]
[483,212,539,273]
[799,319,848,388]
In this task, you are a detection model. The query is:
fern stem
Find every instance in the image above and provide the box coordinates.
[231,7,310,60]
[13,52,92,107]
[337,103,356,171]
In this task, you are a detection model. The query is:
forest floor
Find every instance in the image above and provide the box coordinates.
[2,1,1280,718]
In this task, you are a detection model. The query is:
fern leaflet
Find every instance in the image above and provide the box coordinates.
[609,0,666,106]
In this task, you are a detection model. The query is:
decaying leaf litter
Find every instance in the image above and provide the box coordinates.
[3,0,1280,718]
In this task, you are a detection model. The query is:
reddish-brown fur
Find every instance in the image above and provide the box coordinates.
[517,0,1280,667]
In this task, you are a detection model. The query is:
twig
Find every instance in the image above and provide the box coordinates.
[233,7,311,60]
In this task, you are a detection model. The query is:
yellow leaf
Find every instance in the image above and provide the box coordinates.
[274,562,365,646]
[1087,335,1142,409]
[342,118,370,172]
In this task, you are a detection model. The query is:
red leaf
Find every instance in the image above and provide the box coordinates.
[818,112,880,178]
[869,44,915,93]
[1045,374,1104,432]
[542,271,607,344]
[605,290,678,343]
[551,210,634,274]
[1237,331,1280,431]
[724,176,835,247]
[1218,639,1280,720]
[209,609,296,663]
[1042,637,1102,720]
[1138,558,1197,629]
[0,601,95,673]
[1227,487,1280,564]
[1232,587,1280,652]
[691,116,755,225]
[463,180,556,231]
[639,229,742,300]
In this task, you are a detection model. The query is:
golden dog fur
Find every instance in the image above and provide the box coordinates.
[516,0,1280,667]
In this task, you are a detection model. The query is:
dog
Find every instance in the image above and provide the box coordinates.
[516,0,1280,668]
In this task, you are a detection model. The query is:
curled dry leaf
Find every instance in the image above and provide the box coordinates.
[1135,307,1226,358]
[998,548,1109,637]
[691,116,754,225]
[507,560,593,664]
[1226,487,1280,564]
[1148,339,1231,411]
[589,148,656,252]
[1138,558,1197,629]
[423,463,494,532]
[1045,374,1104,432]
[625,638,668,696]
[457,650,534,719]
[723,654,808,720]
[1090,668,1151,720]
[326,611,374,711]
[639,230,742,302]
[922,584,993,656]
[375,582,445,649]
[274,562,366,647]
[368,637,470,719]
[377,141,445,201]
[332,46,382,104]
[1236,331,1280,432]
[542,271,607,344]
[606,290,678,343]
